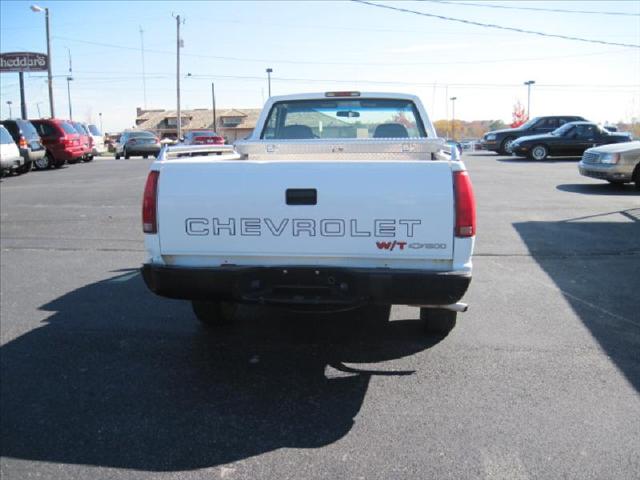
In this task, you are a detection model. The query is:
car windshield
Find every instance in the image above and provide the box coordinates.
[18,120,40,139]
[262,98,427,139]
[552,123,577,136]
[60,122,78,135]
[88,124,101,136]
[130,132,155,138]
[518,117,540,130]
[0,126,14,144]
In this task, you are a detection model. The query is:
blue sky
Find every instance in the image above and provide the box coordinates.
[1,0,638,132]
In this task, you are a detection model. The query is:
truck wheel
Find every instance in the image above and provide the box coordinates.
[499,137,515,155]
[191,301,237,327]
[529,144,548,161]
[420,308,457,335]
[124,149,130,160]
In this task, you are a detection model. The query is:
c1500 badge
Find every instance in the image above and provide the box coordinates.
[376,241,447,251]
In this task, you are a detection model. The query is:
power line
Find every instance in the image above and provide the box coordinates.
[352,0,640,48]
[422,0,640,17]
[51,35,637,67]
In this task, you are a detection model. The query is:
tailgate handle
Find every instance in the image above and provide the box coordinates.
[286,188,317,205]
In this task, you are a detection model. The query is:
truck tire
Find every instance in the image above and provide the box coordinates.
[124,149,130,160]
[191,300,237,327]
[420,308,457,335]
[499,137,515,155]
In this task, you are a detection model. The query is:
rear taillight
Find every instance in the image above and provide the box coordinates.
[18,136,28,148]
[453,171,476,238]
[142,171,160,234]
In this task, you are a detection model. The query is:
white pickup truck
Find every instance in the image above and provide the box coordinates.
[141,92,476,334]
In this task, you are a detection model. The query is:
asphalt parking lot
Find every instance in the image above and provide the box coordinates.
[1,153,639,479]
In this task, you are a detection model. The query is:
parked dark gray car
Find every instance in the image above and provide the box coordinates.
[0,119,46,172]
[115,131,161,159]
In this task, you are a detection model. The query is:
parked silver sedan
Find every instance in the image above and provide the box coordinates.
[578,141,640,189]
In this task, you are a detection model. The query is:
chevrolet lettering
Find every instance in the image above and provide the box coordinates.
[141,92,476,335]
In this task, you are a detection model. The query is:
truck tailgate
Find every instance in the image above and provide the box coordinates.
[157,160,455,263]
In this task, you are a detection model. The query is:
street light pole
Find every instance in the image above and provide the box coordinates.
[266,68,273,98]
[7,101,12,119]
[173,14,185,140]
[66,47,73,120]
[450,96,457,141]
[31,5,55,117]
[524,80,535,119]
[99,112,103,132]
[211,82,217,131]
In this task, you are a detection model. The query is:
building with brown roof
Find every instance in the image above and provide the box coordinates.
[135,107,261,142]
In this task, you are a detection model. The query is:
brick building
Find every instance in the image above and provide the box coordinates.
[134,107,261,142]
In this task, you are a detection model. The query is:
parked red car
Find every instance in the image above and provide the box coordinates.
[71,122,93,162]
[182,130,225,145]
[30,119,83,168]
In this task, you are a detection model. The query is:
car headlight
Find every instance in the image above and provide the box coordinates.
[485,134,496,141]
[600,153,620,164]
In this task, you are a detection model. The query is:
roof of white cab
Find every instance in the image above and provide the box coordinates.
[266,92,421,103]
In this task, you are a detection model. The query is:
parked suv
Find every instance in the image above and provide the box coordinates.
[0,119,46,173]
[482,116,586,154]
[87,124,106,156]
[1,125,24,175]
[30,119,83,168]
[115,130,160,159]
[71,122,93,162]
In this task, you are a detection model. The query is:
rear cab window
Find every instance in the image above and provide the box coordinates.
[261,98,427,140]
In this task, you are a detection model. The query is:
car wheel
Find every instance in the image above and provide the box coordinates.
[115,153,120,159]
[34,153,52,170]
[499,137,516,155]
[53,159,65,168]
[529,144,548,161]
[191,301,237,327]
[633,164,640,190]
[83,155,94,163]
[124,149,130,159]
[420,308,457,335]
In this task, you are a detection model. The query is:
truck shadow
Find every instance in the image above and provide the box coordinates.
[1,272,438,471]
[513,210,640,392]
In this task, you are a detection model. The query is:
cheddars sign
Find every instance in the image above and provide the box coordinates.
[0,52,48,72]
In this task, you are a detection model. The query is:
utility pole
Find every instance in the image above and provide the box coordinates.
[524,80,535,119]
[19,73,27,119]
[173,14,185,139]
[66,47,73,120]
[211,82,217,131]
[450,96,457,141]
[266,68,273,98]
[31,5,55,117]
[140,26,147,109]
[36,102,42,117]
